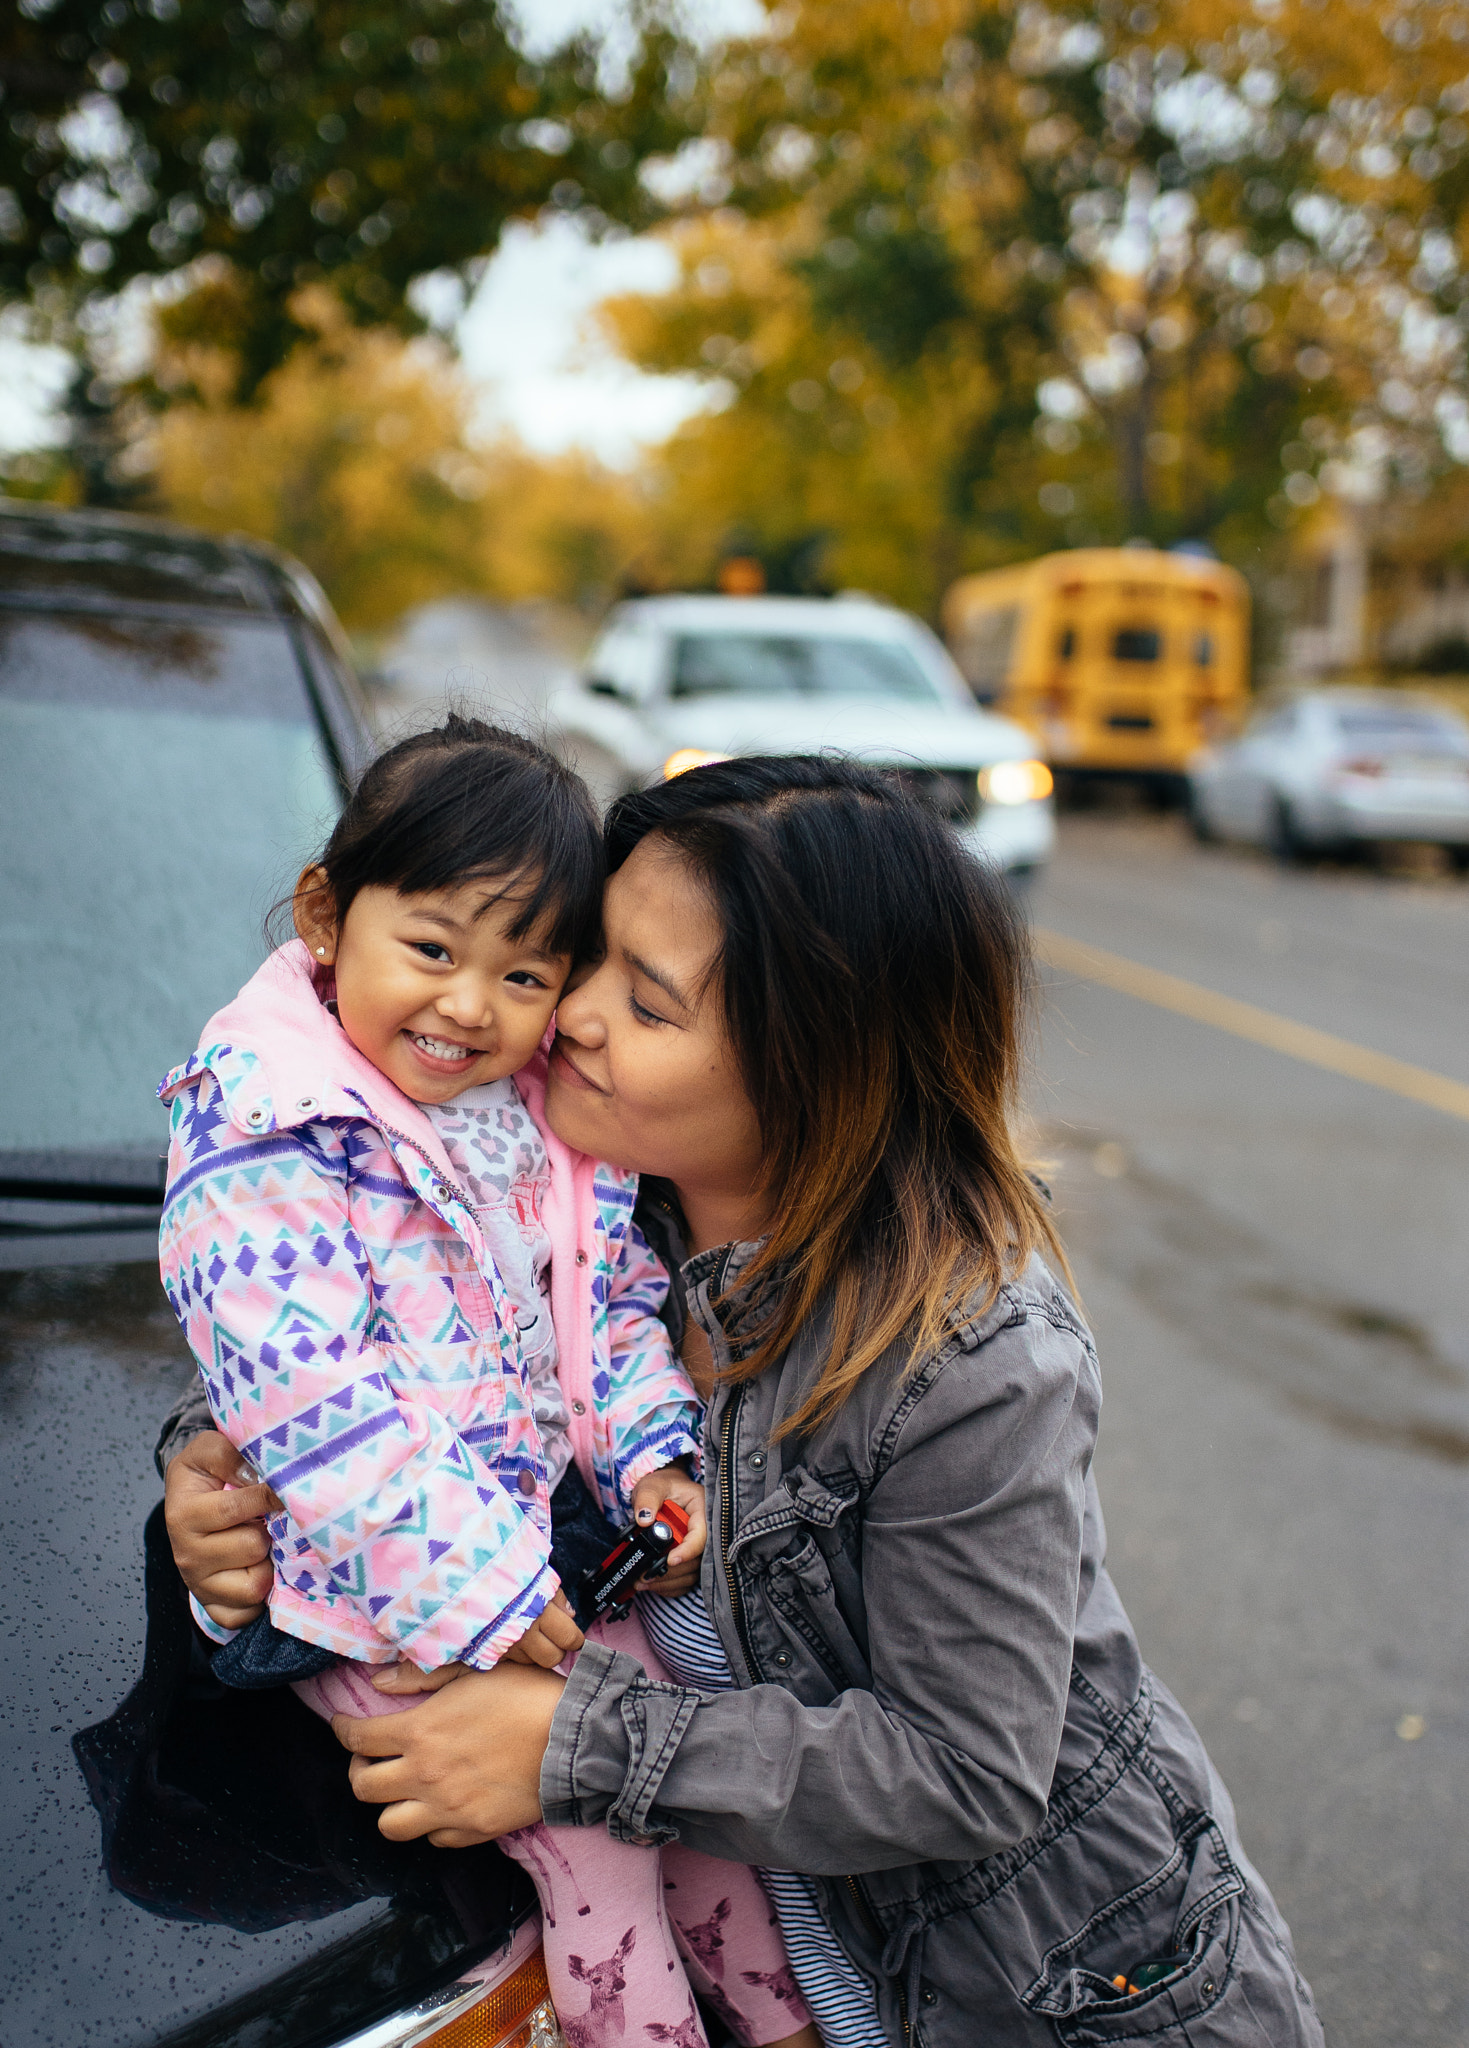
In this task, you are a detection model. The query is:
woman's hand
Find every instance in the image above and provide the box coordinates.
[334,1662,565,1845]
[163,1430,279,1630]
[630,1463,706,1599]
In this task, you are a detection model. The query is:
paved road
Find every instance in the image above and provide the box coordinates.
[1028,815,1469,2048]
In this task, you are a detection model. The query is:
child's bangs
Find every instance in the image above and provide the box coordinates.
[321,720,606,962]
[450,857,601,963]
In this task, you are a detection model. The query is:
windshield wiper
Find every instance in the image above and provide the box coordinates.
[0,1149,166,1206]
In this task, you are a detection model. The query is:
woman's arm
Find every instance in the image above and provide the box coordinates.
[161,1076,557,1669]
[337,1303,1099,1870]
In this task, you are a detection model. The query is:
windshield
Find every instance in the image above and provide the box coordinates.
[1332,707,1467,751]
[671,631,943,701]
[0,609,340,1175]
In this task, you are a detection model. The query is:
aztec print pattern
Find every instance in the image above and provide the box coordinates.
[158,942,699,1672]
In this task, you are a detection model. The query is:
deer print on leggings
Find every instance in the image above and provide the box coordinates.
[741,1963,802,2007]
[502,1823,592,1927]
[644,2004,706,2048]
[677,1895,732,1980]
[561,1927,637,2048]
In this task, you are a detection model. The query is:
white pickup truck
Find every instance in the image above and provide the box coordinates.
[548,592,1056,878]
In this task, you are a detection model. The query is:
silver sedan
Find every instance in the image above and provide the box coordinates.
[1186,686,1469,869]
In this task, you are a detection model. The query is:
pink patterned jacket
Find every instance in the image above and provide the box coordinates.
[157,940,699,1672]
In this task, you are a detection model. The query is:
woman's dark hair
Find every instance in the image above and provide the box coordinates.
[300,713,603,959]
[605,756,1066,1432]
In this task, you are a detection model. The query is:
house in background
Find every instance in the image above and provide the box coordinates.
[1281,495,1469,695]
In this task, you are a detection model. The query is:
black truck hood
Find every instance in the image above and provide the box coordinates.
[1,1253,526,2048]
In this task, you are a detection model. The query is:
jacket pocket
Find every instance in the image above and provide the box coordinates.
[1020,1811,1245,2044]
[734,1467,872,1692]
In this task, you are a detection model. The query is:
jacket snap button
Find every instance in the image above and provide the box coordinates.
[572,1400,586,1416]
[774,1651,790,1666]
[575,1249,588,1266]
[296,1096,317,1112]
[922,1990,938,2007]
[750,1452,765,1469]
[247,1108,265,1125]
[517,1469,537,1497]
[434,1183,451,1202]
[1202,1981,1216,1998]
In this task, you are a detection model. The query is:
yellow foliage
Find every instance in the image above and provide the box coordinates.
[146,291,663,625]
[148,293,487,629]
[152,262,267,407]
[589,0,1469,605]
[140,0,1469,631]
[474,443,661,609]
[596,214,1009,615]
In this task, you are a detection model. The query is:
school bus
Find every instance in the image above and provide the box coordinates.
[942,548,1250,792]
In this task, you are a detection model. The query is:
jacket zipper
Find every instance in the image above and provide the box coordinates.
[845,1876,912,2043]
[343,1093,478,1220]
[718,1379,755,1682]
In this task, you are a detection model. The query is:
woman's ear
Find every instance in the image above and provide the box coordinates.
[292,865,338,964]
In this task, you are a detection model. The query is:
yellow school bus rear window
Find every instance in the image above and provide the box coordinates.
[942,549,1249,786]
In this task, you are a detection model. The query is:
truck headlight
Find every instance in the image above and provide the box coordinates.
[979,760,1053,805]
[663,748,731,779]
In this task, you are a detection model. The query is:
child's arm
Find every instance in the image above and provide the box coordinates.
[599,1212,704,1507]
[160,1076,560,1671]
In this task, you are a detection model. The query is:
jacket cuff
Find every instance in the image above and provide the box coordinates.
[459,1559,560,1671]
[614,1421,703,1506]
[540,1639,701,1846]
[189,1592,239,1646]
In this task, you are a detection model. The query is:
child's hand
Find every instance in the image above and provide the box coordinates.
[501,1585,585,1669]
[630,1465,706,1599]
[371,1659,469,1695]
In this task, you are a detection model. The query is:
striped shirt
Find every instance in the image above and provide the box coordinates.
[638,1590,889,2048]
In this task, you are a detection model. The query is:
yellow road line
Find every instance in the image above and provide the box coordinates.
[1033,925,1469,1125]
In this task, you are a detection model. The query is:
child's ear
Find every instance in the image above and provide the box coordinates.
[292,865,338,964]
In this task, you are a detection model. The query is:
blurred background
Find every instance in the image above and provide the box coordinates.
[3,2,1467,2044]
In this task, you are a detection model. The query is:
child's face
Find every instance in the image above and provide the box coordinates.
[300,876,570,1102]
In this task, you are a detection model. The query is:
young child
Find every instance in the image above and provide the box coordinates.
[157,717,814,2048]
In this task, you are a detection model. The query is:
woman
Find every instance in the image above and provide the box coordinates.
[164,756,1324,2046]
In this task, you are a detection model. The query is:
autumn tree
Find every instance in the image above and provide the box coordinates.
[598,0,1469,613]
[144,289,657,627]
[147,289,488,626]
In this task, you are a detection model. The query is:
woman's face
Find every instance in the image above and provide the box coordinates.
[545,835,766,1242]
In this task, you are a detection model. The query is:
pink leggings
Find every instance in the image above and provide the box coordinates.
[294,1607,811,2048]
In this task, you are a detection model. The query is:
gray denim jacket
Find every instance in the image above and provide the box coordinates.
[539,1216,1326,2048]
[159,1205,1325,2047]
